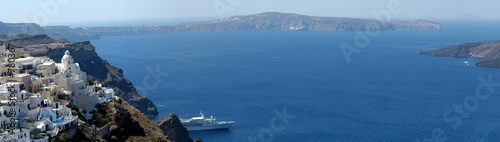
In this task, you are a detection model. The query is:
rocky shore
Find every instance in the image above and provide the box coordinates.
[421,40,500,68]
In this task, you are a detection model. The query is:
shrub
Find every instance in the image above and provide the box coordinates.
[87,78,95,85]
[109,125,119,133]
[111,135,119,142]
[55,133,68,142]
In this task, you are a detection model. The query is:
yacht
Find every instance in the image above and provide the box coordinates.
[181,111,235,131]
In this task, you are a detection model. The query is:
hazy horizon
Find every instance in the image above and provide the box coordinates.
[1,0,499,27]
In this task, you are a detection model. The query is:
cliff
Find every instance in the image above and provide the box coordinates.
[157,113,194,142]
[110,99,170,142]
[420,40,500,68]
[0,12,443,41]
[0,34,159,115]
[73,99,192,142]
[389,19,444,30]
[0,34,193,142]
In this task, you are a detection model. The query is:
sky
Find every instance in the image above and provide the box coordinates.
[1,0,499,27]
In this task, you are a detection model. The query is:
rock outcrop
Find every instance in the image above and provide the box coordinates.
[157,113,194,142]
[0,34,159,115]
[73,98,191,142]
[110,99,170,142]
[421,40,500,68]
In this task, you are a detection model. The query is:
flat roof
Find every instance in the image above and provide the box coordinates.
[42,62,55,65]
[5,82,21,84]
[15,73,31,77]
[15,57,34,63]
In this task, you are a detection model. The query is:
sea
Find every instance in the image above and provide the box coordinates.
[90,20,500,142]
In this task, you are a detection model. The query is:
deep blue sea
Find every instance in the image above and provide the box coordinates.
[91,21,500,142]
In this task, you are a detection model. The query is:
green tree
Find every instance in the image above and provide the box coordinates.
[87,78,95,85]
[55,133,69,142]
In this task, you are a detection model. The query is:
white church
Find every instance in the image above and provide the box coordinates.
[0,44,115,141]
[54,50,96,112]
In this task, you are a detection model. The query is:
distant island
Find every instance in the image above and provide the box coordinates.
[173,12,443,31]
[421,40,500,68]
[0,12,444,41]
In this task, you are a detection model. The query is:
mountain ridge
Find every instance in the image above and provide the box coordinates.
[1,12,444,41]
[175,12,443,32]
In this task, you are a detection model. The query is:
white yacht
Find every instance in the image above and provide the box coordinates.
[181,111,235,131]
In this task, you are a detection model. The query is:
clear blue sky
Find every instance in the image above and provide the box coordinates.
[1,0,499,26]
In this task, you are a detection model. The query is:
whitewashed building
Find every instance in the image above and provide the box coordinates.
[0,45,115,141]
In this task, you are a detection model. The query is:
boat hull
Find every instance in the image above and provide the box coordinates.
[185,123,234,131]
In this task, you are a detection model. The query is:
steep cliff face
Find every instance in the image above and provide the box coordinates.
[421,40,500,68]
[1,34,60,46]
[1,34,159,115]
[0,34,194,142]
[74,99,190,142]
[42,26,100,41]
[110,99,170,142]
[0,22,46,36]
[157,114,194,142]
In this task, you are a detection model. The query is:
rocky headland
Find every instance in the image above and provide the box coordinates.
[158,113,194,142]
[73,98,193,142]
[421,40,500,68]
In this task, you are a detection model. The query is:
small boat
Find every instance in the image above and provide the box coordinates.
[464,61,471,66]
[180,111,235,131]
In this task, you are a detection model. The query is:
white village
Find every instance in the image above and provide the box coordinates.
[0,43,115,142]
